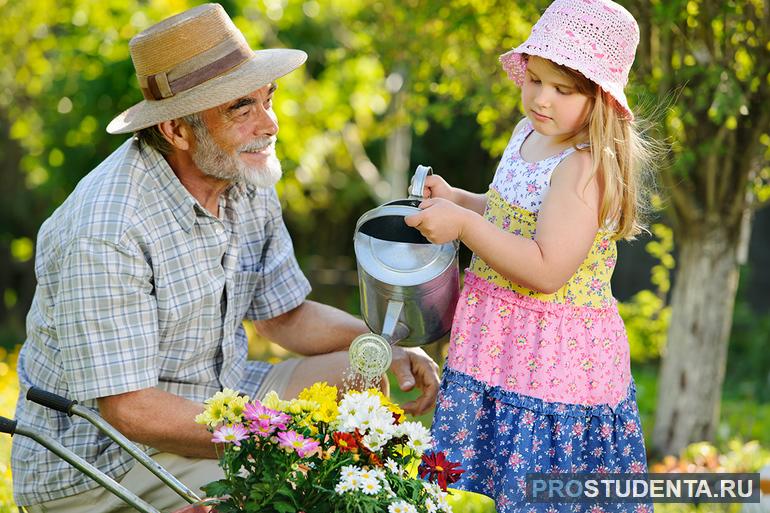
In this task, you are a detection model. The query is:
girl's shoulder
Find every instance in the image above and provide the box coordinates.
[501,118,532,155]
[512,117,531,138]
[550,149,600,211]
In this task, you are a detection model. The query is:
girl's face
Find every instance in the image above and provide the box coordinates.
[521,56,592,139]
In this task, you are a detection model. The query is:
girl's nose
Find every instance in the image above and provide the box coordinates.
[534,90,551,108]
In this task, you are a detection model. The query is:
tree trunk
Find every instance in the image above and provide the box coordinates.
[652,221,748,457]
[383,86,412,200]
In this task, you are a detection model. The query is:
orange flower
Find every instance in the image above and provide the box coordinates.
[332,431,358,453]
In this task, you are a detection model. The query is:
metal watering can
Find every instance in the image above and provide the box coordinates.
[348,165,460,379]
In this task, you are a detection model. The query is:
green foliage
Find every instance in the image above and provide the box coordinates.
[625,0,769,229]
[724,277,770,402]
[0,347,19,513]
[719,400,770,450]
[619,224,674,362]
[247,0,544,228]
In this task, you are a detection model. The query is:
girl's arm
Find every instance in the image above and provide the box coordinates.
[406,150,600,294]
[452,188,488,215]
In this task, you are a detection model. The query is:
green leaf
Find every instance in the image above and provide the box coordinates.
[274,501,296,513]
[200,479,232,498]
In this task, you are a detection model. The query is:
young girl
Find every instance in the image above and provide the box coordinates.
[405,0,653,511]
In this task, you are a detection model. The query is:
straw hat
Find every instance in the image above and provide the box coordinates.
[107,3,307,134]
[499,0,639,120]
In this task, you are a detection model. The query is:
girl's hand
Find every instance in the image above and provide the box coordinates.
[414,174,455,202]
[404,198,474,244]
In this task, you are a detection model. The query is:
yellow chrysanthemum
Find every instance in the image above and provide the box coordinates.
[261,390,290,412]
[299,382,339,423]
[310,402,338,423]
[299,382,338,405]
[196,388,250,427]
[287,398,319,414]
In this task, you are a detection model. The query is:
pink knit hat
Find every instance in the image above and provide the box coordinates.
[500,0,639,120]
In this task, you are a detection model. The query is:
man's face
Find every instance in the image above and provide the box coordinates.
[189,84,282,188]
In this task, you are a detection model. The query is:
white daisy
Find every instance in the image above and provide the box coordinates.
[398,421,433,456]
[360,476,382,495]
[388,500,418,513]
[385,458,402,475]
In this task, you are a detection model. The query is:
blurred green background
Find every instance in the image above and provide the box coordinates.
[1,0,769,511]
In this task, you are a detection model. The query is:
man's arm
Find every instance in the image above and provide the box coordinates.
[252,299,366,355]
[98,388,216,458]
[253,300,440,415]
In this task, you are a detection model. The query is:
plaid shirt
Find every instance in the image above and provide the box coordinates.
[12,138,311,505]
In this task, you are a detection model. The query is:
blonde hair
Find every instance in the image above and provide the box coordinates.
[540,58,657,240]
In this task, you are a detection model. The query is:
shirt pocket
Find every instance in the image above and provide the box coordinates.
[231,270,260,324]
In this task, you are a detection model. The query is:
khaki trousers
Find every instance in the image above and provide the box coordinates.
[21,452,222,513]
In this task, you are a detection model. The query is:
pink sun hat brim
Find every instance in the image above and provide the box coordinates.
[500,0,639,121]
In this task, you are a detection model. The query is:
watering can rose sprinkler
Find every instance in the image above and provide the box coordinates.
[349,165,461,380]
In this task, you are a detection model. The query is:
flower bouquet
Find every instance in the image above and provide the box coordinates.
[195,383,464,513]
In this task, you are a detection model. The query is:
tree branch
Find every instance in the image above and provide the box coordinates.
[341,123,390,204]
[661,168,700,230]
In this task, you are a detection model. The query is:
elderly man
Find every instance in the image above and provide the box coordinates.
[11,4,439,512]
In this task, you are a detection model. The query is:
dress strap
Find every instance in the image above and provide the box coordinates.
[514,120,536,155]
[556,141,590,161]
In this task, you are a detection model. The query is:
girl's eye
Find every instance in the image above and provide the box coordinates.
[529,77,541,84]
[556,87,572,95]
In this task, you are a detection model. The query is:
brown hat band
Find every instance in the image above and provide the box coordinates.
[137,37,253,101]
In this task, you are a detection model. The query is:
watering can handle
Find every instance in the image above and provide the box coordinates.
[408,165,433,200]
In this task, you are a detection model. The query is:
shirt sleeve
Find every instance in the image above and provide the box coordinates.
[246,190,311,320]
[53,237,159,402]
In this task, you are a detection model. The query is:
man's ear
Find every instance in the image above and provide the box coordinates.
[157,118,194,151]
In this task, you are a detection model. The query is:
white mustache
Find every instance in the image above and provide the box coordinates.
[239,137,276,153]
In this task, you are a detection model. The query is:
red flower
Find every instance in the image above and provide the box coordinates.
[418,451,465,491]
[332,432,358,453]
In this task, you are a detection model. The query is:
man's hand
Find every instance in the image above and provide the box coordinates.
[388,346,440,416]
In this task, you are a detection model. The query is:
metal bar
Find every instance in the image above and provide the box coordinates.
[13,425,161,513]
[71,404,201,503]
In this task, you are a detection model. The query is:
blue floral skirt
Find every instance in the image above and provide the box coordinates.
[431,368,652,513]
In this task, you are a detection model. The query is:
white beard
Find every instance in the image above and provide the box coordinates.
[190,129,282,188]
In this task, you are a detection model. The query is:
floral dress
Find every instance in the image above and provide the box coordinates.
[431,121,651,513]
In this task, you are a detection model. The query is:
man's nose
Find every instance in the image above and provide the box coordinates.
[253,106,278,137]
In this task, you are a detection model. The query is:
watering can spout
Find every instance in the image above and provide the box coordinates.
[379,300,406,344]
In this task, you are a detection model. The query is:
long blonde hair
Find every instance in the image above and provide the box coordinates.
[545,60,657,240]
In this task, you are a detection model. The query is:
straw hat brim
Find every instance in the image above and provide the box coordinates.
[107,48,307,134]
